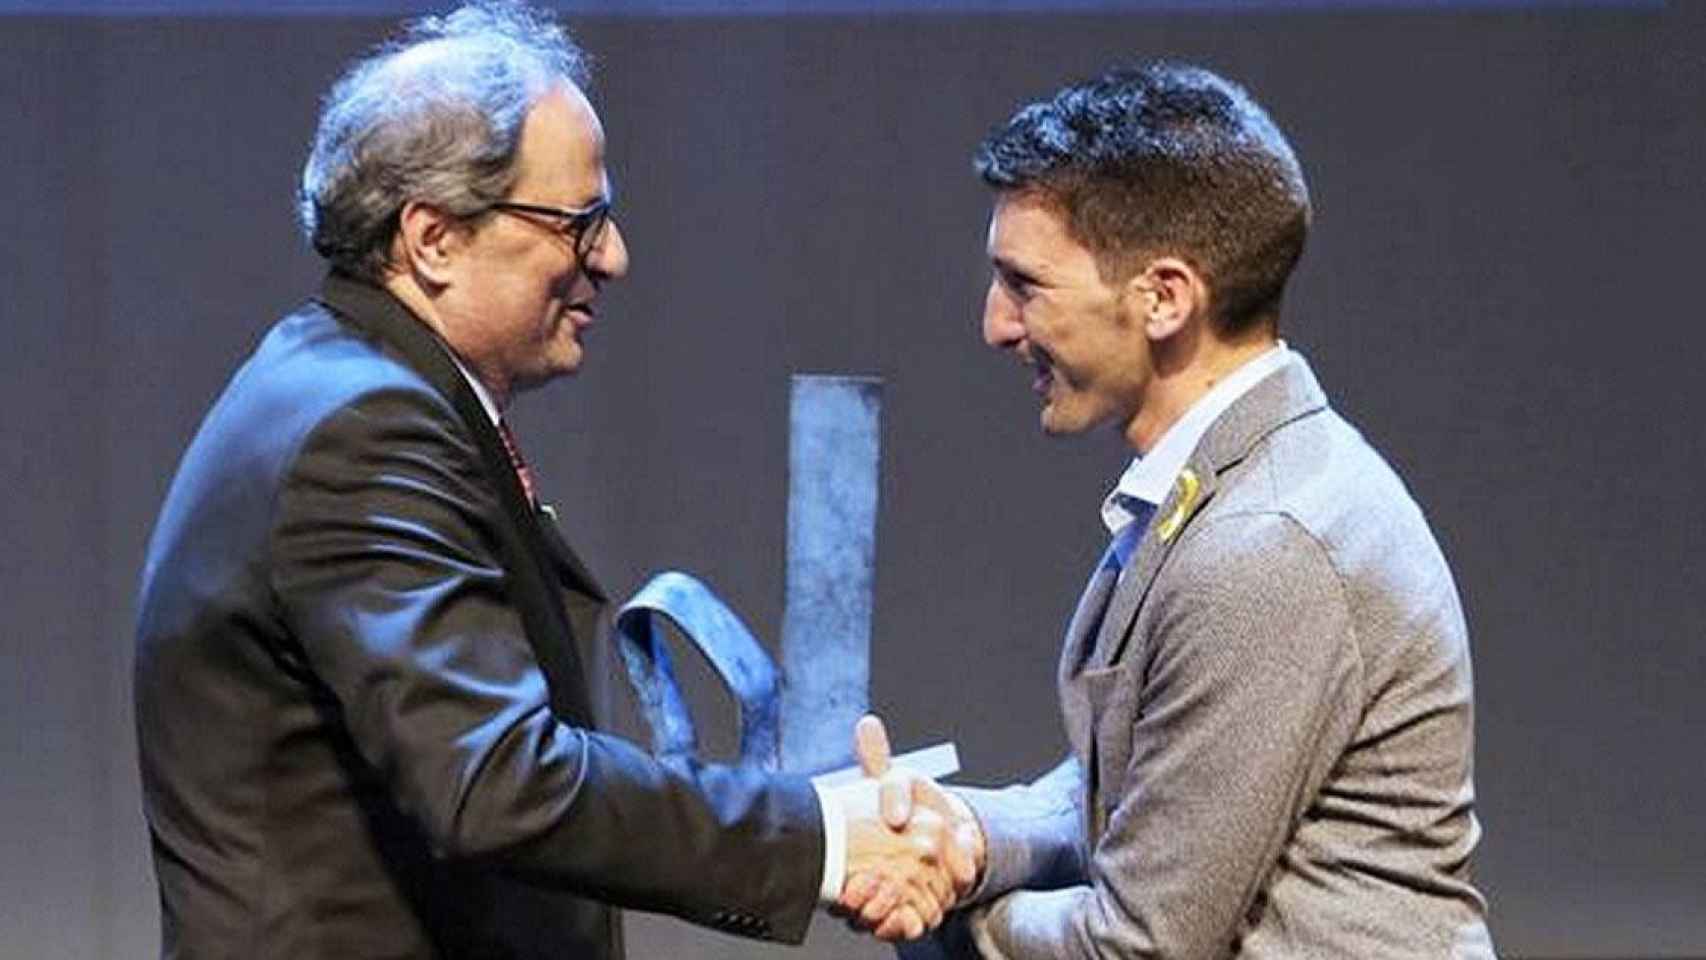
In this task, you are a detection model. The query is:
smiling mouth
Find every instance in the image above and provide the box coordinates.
[1028,350,1055,396]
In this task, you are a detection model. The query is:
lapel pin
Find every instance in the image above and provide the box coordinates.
[1156,467,1201,544]
[540,503,558,523]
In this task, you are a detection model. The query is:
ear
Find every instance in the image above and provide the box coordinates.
[393,200,462,288]
[1128,256,1210,342]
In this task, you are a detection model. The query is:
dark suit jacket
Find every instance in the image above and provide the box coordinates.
[135,273,823,959]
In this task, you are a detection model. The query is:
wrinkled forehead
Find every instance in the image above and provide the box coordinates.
[513,83,611,203]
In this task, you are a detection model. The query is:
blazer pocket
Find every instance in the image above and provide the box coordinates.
[1078,663,1138,822]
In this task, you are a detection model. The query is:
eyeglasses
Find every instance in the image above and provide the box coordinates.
[484,196,614,262]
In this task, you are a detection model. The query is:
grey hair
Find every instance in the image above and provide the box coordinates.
[297,1,589,282]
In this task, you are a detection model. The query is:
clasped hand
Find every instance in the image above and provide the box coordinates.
[828,715,986,941]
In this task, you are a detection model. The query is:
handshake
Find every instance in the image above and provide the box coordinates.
[825,716,987,942]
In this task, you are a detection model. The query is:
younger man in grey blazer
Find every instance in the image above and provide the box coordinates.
[866,64,1497,958]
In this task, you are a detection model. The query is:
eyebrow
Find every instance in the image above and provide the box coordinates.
[567,189,611,210]
[561,174,613,209]
[991,255,1043,284]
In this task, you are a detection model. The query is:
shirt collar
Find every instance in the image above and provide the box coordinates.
[1101,341,1292,534]
[448,352,503,426]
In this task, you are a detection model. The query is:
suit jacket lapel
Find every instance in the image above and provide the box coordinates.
[1060,548,1121,674]
[1056,545,1122,765]
[316,271,603,727]
[1088,470,1217,669]
[1090,356,1330,668]
[535,513,608,602]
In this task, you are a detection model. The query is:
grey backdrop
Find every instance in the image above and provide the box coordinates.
[3,5,1703,958]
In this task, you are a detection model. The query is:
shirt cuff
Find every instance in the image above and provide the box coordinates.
[811,779,847,904]
[969,900,1009,959]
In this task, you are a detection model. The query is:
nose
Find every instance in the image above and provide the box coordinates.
[982,278,1023,349]
[588,219,630,280]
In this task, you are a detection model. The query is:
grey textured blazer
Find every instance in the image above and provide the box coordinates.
[959,355,1495,959]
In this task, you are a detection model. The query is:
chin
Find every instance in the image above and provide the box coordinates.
[514,358,579,393]
[1039,414,1081,437]
[1039,406,1082,436]
[543,344,585,378]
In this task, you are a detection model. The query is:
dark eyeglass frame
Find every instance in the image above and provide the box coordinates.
[484,196,614,261]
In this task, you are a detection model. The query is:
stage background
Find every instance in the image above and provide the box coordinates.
[2,3,1701,957]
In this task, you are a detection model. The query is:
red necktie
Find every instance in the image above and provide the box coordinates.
[496,418,538,506]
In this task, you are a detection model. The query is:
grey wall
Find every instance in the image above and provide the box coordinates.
[2,5,1702,958]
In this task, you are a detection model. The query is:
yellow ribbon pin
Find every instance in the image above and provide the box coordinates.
[1156,468,1201,544]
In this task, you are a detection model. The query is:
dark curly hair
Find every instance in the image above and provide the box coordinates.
[975,63,1311,335]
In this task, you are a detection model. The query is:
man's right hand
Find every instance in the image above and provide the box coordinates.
[831,715,986,941]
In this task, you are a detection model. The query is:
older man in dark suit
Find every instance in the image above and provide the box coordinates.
[133,5,966,958]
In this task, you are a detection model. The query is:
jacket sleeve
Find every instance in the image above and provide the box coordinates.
[971,512,1363,960]
[268,385,824,943]
[957,757,1088,903]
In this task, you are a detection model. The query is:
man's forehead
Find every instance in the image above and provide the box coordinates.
[987,192,1071,256]
[516,84,609,200]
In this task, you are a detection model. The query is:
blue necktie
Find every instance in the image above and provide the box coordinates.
[1076,497,1156,665]
[1104,496,1155,575]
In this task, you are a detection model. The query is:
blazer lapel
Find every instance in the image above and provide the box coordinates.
[1088,470,1217,669]
[1061,549,1120,674]
[535,510,608,602]
[316,271,601,727]
[1056,546,1123,763]
[1091,356,1330,668]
